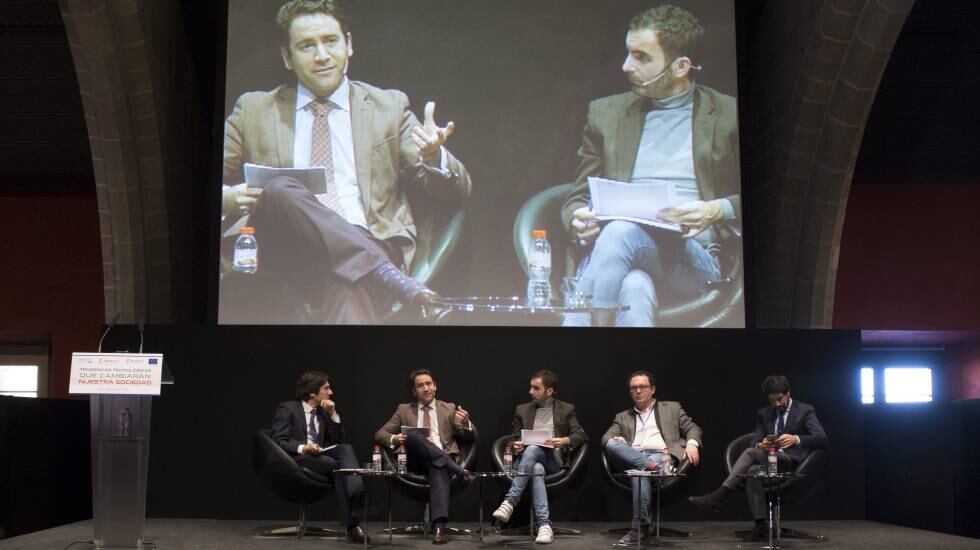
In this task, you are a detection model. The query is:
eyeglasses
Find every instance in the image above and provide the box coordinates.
[629,384,652,392]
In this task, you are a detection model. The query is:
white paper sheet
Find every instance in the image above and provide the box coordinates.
[587,176,685,234]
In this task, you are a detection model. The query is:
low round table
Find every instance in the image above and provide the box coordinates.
[334,468,405,548]
[429,296,629,326]
[736,471,814,550]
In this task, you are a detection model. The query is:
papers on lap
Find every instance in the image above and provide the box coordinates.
[244,163,328,194]
[521,429,554,448]
[587,176,685,234]
[401,426,431,439]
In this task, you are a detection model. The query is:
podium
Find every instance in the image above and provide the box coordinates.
[70,353,171,550]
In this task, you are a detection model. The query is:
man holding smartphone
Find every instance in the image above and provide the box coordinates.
[688,375,827,541]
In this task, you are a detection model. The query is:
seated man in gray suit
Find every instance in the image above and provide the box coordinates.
[603,370,702,545]
[375,369,476,544]
[689,375,827,542]
[221,0,471,324]
[491,369,588,544]
[271,371,368,544]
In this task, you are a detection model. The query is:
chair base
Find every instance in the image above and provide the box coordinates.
[733,527,827,542]
[384,524,473,537]
[496,524,582,537]
[257,525,344,538]
[604,525,691,538]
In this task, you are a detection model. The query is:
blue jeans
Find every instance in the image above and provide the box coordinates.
[604,440,676,525]
[502,445,563,526]
[564,220,720,327]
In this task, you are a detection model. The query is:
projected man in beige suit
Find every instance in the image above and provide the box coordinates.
[220,0,470,324]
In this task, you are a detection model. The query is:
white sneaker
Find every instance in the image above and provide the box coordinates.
[492,500,514,522]
[535,524,554,544]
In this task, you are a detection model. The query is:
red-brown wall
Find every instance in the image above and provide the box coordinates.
[0,193,103,398]
[834,180,980,331]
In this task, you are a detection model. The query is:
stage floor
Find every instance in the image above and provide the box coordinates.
[1,519,977,549]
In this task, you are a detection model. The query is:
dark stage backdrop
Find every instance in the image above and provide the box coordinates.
[115,326,864,521]
[217,0,745,327]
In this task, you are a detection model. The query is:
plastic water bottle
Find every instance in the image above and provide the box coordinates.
[372,445,382,472]
[503,445,514,475]
[233,226,258,273]
[397,444,407,474]
[661,448,673,475]
[767,448,778,476]
[526,229,552,307]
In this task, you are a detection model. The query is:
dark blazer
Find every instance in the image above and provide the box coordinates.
[511,399,588,467]
[750,399,827,463]
[223,80,472,270]
[601,400,703,463]
[271,400,346,457]
[561,84,741,241]
[375,399,477,457]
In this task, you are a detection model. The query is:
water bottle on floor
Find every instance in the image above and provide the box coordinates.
[526,230,552,307]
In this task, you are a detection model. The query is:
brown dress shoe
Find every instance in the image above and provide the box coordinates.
[432,526,448,544]
[346,525,370,543]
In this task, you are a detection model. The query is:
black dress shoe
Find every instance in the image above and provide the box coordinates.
[347,525,370,543]
[743,523,768,542]
[688,494,723,513]
[432,526,448,544]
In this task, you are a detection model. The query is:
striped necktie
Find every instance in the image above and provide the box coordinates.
[308,99,343,215]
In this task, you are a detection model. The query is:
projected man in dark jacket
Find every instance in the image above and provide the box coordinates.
[220,0,470,324]
[688,375,828,542]
[271,371,368,543]
[562,5,740,327]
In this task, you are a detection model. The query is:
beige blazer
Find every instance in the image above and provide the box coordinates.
[222,80,471,269]
[375,399,478,457]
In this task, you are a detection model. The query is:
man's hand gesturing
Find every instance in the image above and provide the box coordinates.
[412,101,454,166]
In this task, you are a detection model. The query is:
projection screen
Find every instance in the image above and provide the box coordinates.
[217,0,744,328]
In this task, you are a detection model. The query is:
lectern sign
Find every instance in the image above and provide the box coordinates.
[69,353,163,395]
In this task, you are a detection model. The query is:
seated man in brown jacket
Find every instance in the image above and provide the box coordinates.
[491,369,587,544]
[375,369,476,544]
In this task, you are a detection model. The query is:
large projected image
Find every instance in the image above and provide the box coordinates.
[217,0,744,327]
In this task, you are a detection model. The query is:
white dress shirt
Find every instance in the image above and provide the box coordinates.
[298,401,340,454]
[417,400,442,450]
[631,400,699,452]
[293,78,368,229]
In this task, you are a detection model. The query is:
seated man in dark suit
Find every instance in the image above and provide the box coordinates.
[375,369,476,544]
[689,375,828,542]
[603,370,702,545]
[220,0,471,324]
[271,371,368,543]
[491,369,587,544]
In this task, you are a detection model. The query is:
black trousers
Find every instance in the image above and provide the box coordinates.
[723,447,795,520]
[404,433,463,528]
[244,176,397,324]
[295,443,365,527]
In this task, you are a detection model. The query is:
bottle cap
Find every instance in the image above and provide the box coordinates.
[399,444,405,450]
[240,226,255,234]
[373,444,380,449]
[532,229,546,238]
[505,444,512,450]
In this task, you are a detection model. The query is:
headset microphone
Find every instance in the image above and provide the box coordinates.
[637,61,703,87]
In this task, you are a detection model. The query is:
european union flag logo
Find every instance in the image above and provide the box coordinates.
[149,358,158,365]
